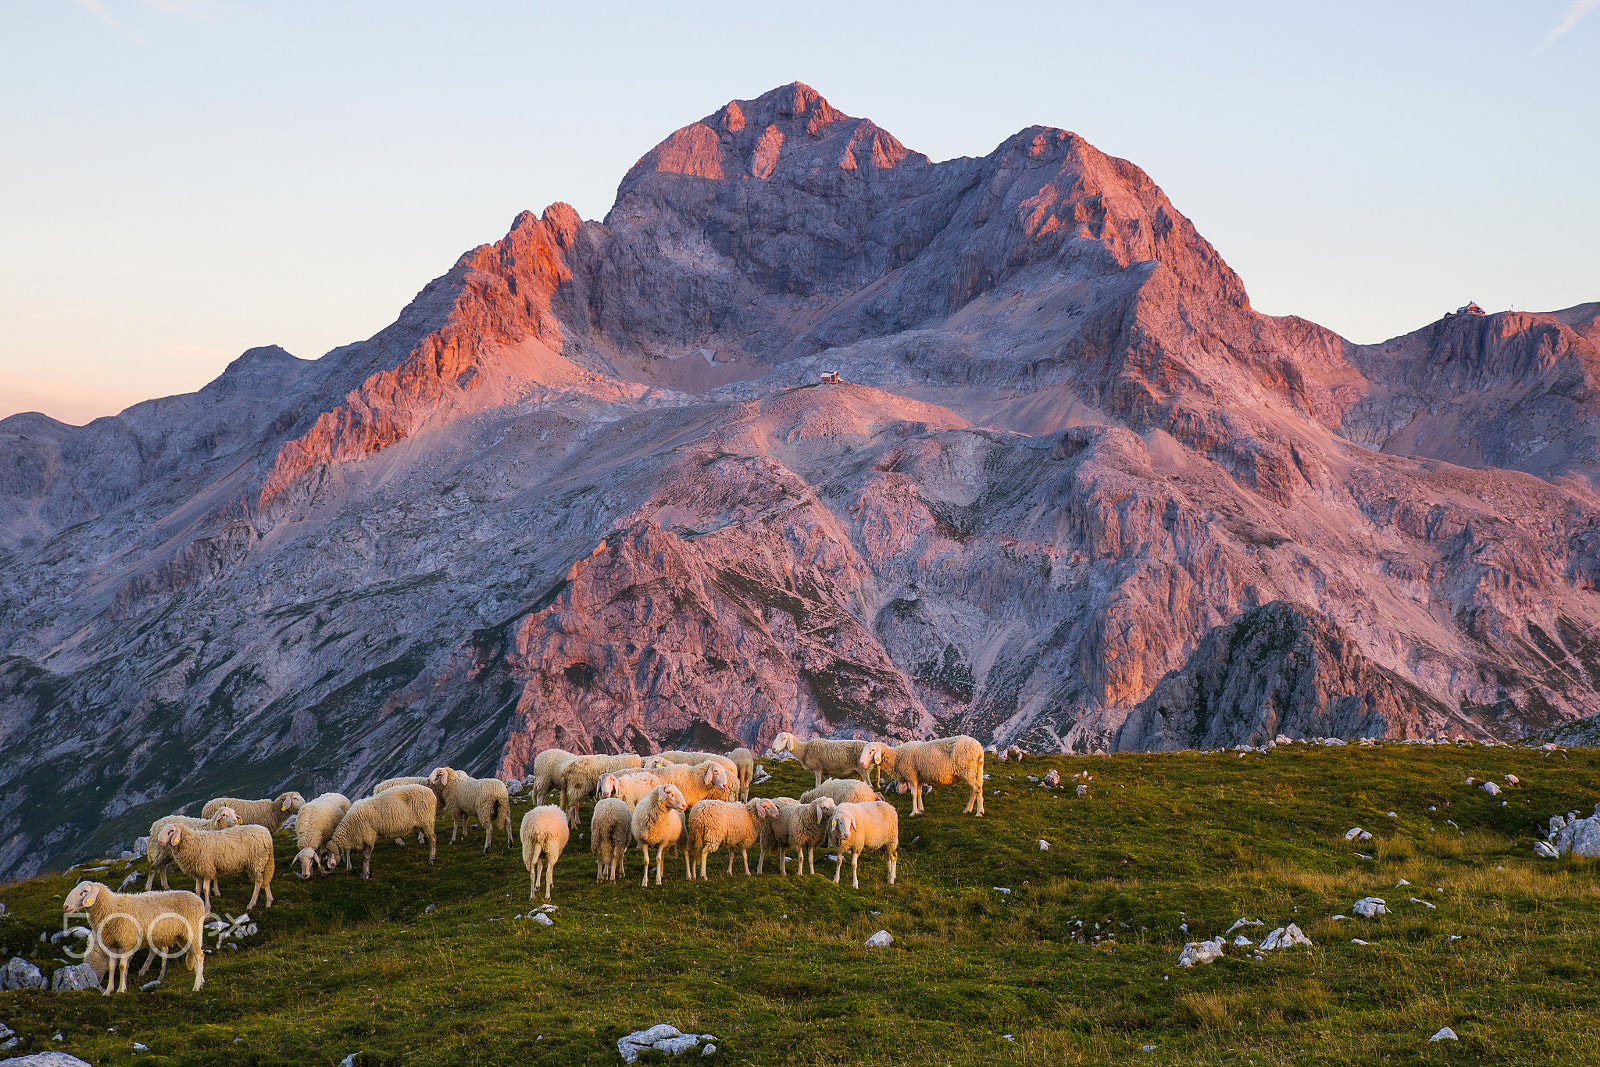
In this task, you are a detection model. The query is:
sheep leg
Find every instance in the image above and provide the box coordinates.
[728,850,736,877]
[805,844,816,876]
[542,855,556,901]
[833,851,844,884]
[144,865,157,891]
[482,821,493,854]
[641,844,652,888]
[779,851,789,877]
[425,825,437,865]
[361,846,374,880]
[529,842,544,899]
[246,878,262,910]
[656,844,669,886]
[191,943,205,991]
[973,775,984,816]
[851,852,861,889]
[887,847,897,885]
[740,848,751,876]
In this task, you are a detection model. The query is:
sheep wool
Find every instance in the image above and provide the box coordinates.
[774,796,837,876]
[768,733,873,787]
[728,747,756,801]
[145,808,240,891]
[292,792,353,879]
[800,778,879,806]
[634,761,736,808]
[554,754,645,825]
[201,791,306,832]
[63,881,206,994]
[590,797,633,882]
[748,797,799,873]
[655,750,740,783]
[428,767,513,853]
[520,805,571,901]
[373,775,444,800]
[323,784,438,879]
[597,771,664,808]
[828,800,899,889]
[631,784,690,887]
[156,822,275,910]
[861,735,985,816]
[530,748,579,805]
[685,799,760,879]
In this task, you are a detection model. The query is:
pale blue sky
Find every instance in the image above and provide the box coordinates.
[2,1,1596,423]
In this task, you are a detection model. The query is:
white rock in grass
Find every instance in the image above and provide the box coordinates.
[1232,935,1253,946]
[338,1054,361,1067]
[1258,924,1312,951]
[1395,879,1411,887]
[1503,774,1519,786]
[1,957,45,991]
[532,913,554,927]
[1038,839,1050,851]
[1428,1027,1458,1042]
[1385,811,1397,818]
[1533,841,1559,859]
[865,930,893,947]
[1343,827,1372,842]
[1352,897,1388,918]
[1177,938,1225,966]
[1224,917,1264,934]
[1480,780,1501,796]
[1409,898,1436,910]
[1350,938,1369,945]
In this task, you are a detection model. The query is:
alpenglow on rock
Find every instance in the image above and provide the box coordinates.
[2,82,1600,877]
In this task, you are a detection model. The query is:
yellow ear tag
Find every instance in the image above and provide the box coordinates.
[282,800,290,811]
[84,892,96,907]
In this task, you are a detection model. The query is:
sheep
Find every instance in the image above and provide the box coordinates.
[728,747,756,801]
[63,881,206,994]
[768,733,873,787]
[428,766,513,852]
[774,796,837,876]
[372,775,444,799]
[156,823,275,910]
[201,791,305,832]
[291,792,353,878]
[321,784,438,879]
[801,778,880,806]
[748,797,799,873]
[631,783,690,886]
[553,754,645,824]
[827,800,899,888]
[144,808,241,891]
[530,748,578,804]
[655,750,740,782]
[685,799,760,879]
[519,804,570,901]
[860,735,985,816]
[597,771,664,808]
[619,761,735,807]
[590,797,633,882]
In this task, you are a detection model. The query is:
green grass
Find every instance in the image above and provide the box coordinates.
[2,743,1599,1065]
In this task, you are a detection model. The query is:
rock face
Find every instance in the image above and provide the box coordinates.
[1,83,1599,877]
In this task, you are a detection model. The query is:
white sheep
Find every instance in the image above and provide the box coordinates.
[748,797,799,873]
[631,783,690,887]
[656,750,740,781]
[428,767,513,852]
[597,771,664,808]
[554,754,645,824]
[145,808,241,891]
[685,799,760,879]
[530,748,579,804]
[768,733,873,787]
[728,747,756,801]
[321,784,438,879]
[860,736,985,816]
[827,800,899,888]
[201,791,305,832]
[291,792,353,878]
[156,823,275,910]
[623,761,735,808]
[373,775,444,799]
[800,779,880,806]
[590,797,633,882]
[63,881,206,994]
[520,804,571,901]
[774,796,837,876]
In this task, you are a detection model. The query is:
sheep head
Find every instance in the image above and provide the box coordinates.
[828,810,856,846]
[276,791,306,813]
[769,732,797,755]
[211,807,242,828]
[64,881,102,912]
[701,763,731,791]
[642,755,673,769]
[293,847,321,880]
[661,785,689,812]
[597,774,618,799]
[427,767,453,788]
[319,842,341,869]
[158,824,183,848]
[859,742,889,771]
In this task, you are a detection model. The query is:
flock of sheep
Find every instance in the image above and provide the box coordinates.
[61,731,986,995]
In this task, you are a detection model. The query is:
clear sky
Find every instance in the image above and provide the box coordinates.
[2,1,1597,424]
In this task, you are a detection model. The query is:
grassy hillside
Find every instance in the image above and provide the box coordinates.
[1,743,1598,1065]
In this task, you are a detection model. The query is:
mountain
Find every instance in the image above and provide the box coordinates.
[2,83,1597,877]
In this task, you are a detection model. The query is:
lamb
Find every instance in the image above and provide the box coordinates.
[321,784,438,879]
[620,761,735,807]
[156,822,275,910]
[554,754,645,824]
[201,791,305,832]
[428,766,513,852]
[597,771,664,808]
[774,796,837,876]
[801,778,880,806]
[860,735,985,816]
[144,808,241,891]
[291,792,353,878]
[631,783,690,886]
[748,797,799,873]
[827,800,899,888]
[728,747,756,801]
[63,881,206,994]
[685,799,761,879]
[590,797,633,882]
[530,748,578,804]
[520,804,571,901]
[768,732,873,787]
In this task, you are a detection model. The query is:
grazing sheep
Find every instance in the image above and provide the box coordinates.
[827,800,899,888]
[530,748,579,804]
[145,808,241,891]
[597,771,663,808]
[860,736,985,816]
[774,797,837,876]
[590,797,633,882]
[321,784,438,879]
[728,747,756,801]
[156,823,275,910]
[554,754,645,824]
[63,881,206,994]
[801,778,879,806]
[685,799,761,879]
[632,784,690,887]
[291,792,353,878]
[520,804,571,901]
[201,791,305,832]
[768,733,873,787]
[428,767,513,852]
[748,797,799,873]
[626,761,735,807]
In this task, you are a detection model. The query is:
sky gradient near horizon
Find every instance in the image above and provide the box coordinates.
[3,0,1597,425]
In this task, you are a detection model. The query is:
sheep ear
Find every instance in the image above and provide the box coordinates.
[83,890,97,907]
